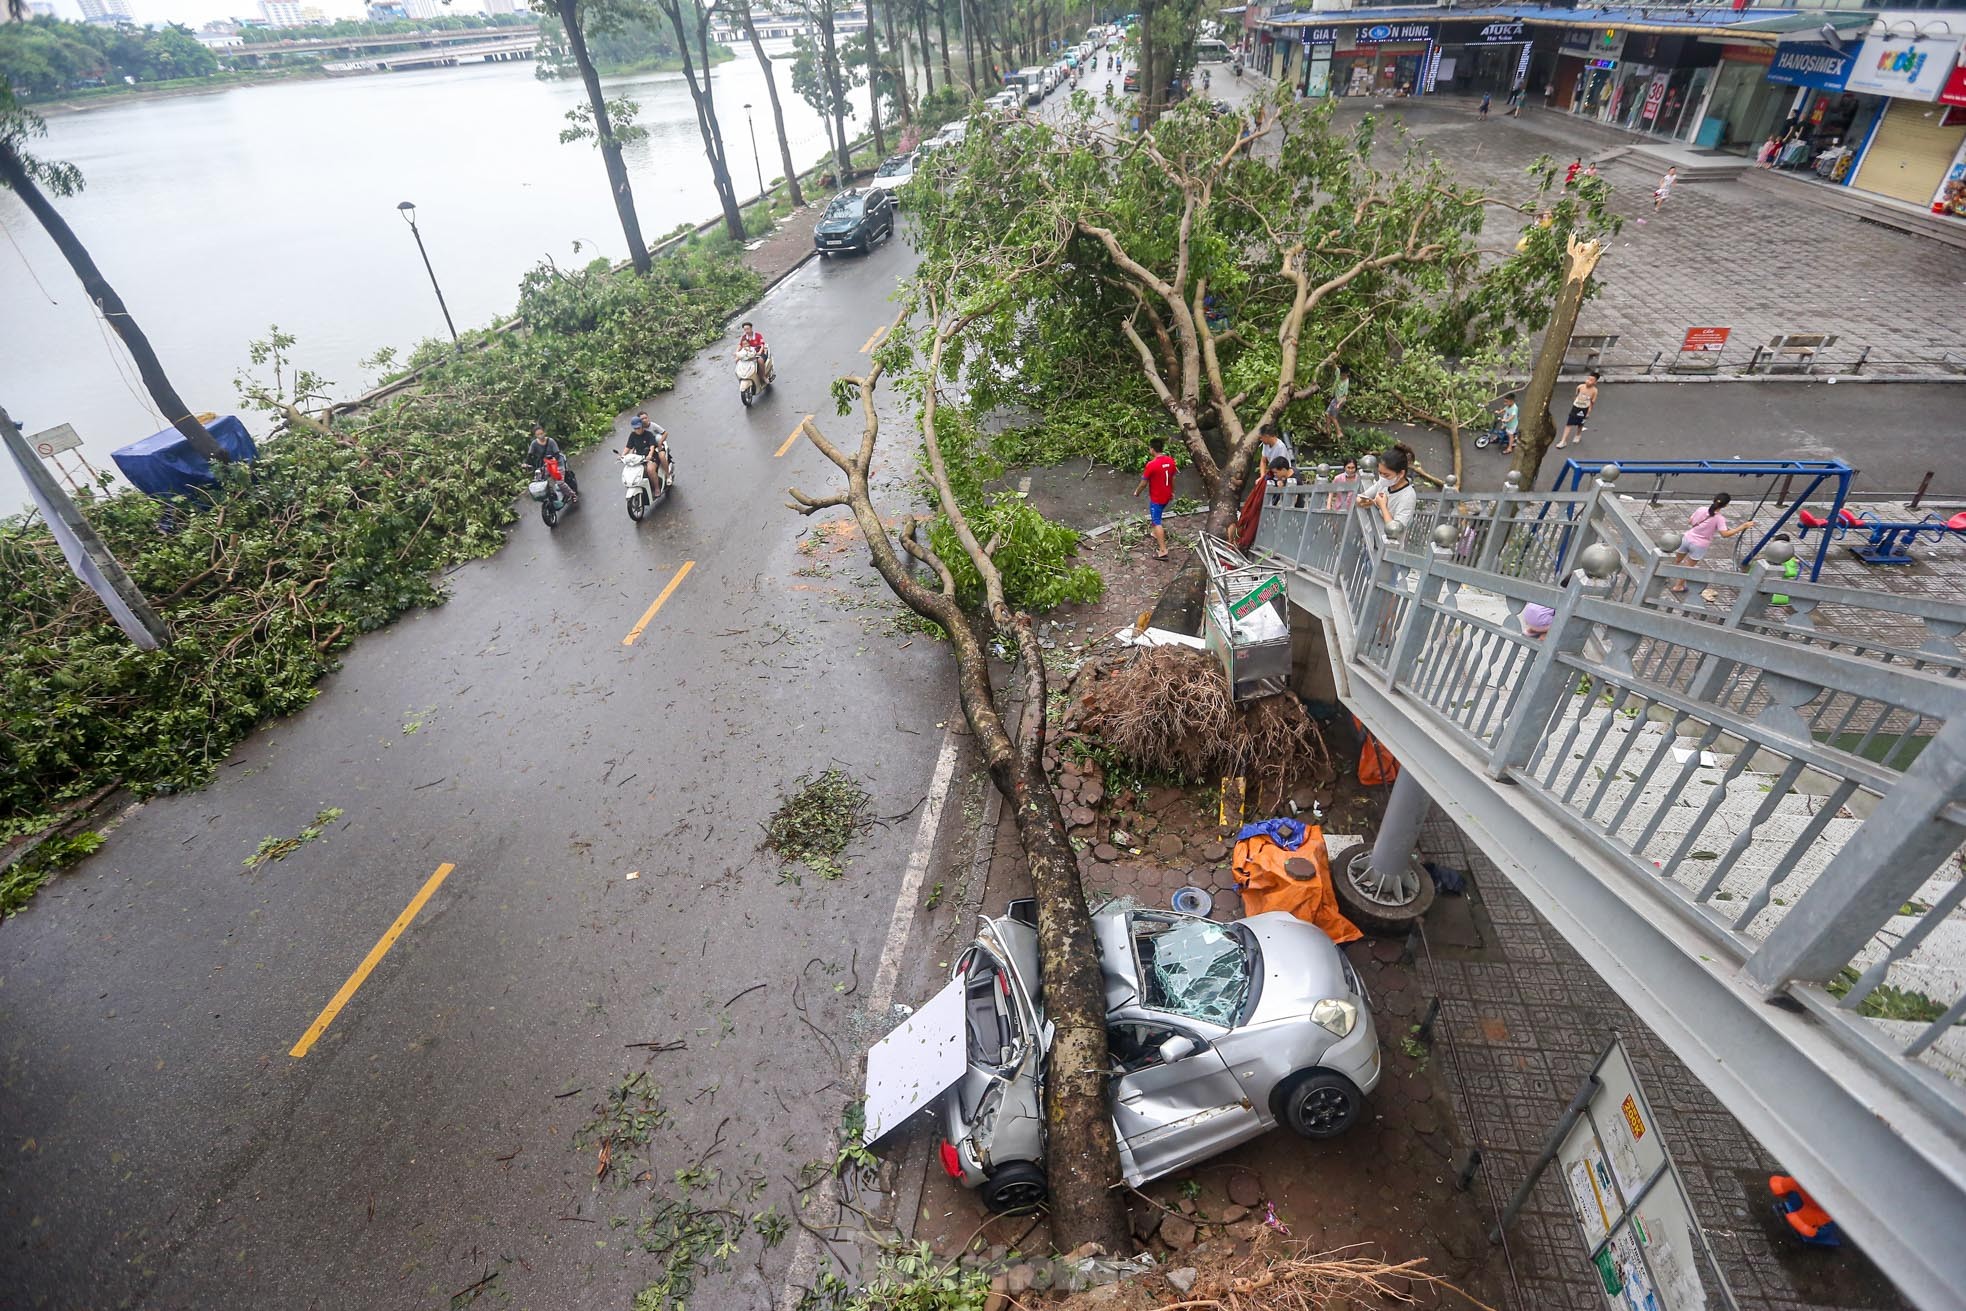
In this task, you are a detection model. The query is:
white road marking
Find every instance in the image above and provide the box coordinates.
[778,716,962,1311]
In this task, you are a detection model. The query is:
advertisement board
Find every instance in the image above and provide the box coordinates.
[1467,20,1527,45]
[1352,21,1434,45]
[1767,39,1855,92]
[1844,34,1962,102]
[1942,61,1966,107]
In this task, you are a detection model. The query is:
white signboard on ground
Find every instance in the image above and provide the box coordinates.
[862,977,967,1144]
[1556,1037,1737,1311]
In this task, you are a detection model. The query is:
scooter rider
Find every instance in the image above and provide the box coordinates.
[524,423,578,501]
[736,320,772,385]
[628,413,672,489]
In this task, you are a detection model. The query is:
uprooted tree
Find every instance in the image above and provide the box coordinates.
[906,91,1619,543]
[787,278,1131,1255]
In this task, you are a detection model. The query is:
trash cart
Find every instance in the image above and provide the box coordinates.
[1197,533,1291,700]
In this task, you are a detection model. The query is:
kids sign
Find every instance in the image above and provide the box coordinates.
[1844,33,1961,101]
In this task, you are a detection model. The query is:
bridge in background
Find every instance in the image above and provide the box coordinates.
[321,34,538,73]
[1247,465,1966,1308]
[225,27,540,67]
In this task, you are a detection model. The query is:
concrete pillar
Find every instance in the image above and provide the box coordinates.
[1368,767,1430,877]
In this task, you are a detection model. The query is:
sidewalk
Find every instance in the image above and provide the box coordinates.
[1334,97,1966,379]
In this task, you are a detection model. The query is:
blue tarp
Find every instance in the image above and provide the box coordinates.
[112,415,256,499]
[1235,817,1309,849]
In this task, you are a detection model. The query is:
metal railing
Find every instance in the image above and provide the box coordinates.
[1252,465,1966,1142]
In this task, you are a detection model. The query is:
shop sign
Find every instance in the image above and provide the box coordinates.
[1844,33,1962,102]
[1586,58,1618,70]
[1941,60,1966,107]
[1640,74,1670,122]
[1717,43,1774,67]
[1468,20,1527,45]
[1767,40,1854,92]
[1562,27,1625,59]
[1353,22,1433,44]
[1681,326,1730,353]
[1298,24,1341,46]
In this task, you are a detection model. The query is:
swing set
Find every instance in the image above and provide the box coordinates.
[1550,458,1854,582]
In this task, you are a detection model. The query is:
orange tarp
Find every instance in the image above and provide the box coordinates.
[1232,827,1363,945]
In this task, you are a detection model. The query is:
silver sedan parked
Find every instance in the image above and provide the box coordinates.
[936,900,1381,1211]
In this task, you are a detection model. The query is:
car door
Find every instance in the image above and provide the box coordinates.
[866,188,892,239]
[1106,1019,1265,1186]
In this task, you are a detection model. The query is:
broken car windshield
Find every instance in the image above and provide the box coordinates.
[1131,914,1250,1026]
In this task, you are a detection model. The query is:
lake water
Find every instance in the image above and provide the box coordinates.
[0,50,847,505]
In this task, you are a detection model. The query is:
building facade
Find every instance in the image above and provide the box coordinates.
[1251,4,1966,220]
[76,0,134,21]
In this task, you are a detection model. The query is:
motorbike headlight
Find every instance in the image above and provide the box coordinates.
[1310,998,1357,1038]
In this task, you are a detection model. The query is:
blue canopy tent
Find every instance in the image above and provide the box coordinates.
[111,415,256,500]
[1550,458,1854,582]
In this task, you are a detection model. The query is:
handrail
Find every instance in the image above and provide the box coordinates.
[1251,470,1966,1113]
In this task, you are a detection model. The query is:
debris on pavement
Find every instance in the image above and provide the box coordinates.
[763,766,873,884]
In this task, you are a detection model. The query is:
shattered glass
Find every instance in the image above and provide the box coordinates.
[1132,913,1251,1026]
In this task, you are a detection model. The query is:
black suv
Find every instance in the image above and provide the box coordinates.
[813,187,895,257]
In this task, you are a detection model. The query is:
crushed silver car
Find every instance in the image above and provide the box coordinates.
[901,899,1381,1212]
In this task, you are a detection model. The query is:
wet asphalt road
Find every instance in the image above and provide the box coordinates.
[0,239,957,1311]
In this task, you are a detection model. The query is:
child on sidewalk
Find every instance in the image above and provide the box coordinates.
[1134,437,1179,560]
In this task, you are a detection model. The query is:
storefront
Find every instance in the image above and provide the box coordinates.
[1602,34,1713,138]
[1936,64,1966,218]
[1553,26,1626,118]
[1765,37,1862,162]
[1693,44,1789,152]
[1290,24,1342,98]
[1846,33,1966,206]
[1426,19,1533,96]
[1330,21,1434,98]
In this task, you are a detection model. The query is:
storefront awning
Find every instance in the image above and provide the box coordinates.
[1264,5,1809,39]
[1725,12,1873,38]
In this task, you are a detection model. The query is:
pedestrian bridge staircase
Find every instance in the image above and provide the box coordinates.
[1249,466,1966,1308]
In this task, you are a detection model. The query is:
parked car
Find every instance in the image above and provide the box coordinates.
[872,152,916,198]
[813,187,896,256]
[925,900,1381,1212]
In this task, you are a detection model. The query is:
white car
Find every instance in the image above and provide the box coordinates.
[873,152,916,194]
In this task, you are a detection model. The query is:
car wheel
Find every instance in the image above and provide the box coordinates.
[1328,840,1436,936]
[857,233,871,256]
[979,1160,1048,1214]
[1278,1070,1363,1140]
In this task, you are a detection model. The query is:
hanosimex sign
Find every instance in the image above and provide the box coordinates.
[1766,40,1853,92]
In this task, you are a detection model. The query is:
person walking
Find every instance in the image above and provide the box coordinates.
[1564,157,1583,186]
[1478,91,1491,119]
[1508,86,1524,116]
[1668,493,1755,594]
[1653,165,1677,212]
[1555,371,1598,450]
[1134,437,1179,560]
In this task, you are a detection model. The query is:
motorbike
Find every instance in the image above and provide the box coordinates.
[736,345,775,408]
[617,444,672,522]
[528,455,579,528]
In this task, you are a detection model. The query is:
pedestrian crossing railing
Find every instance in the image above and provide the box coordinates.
[1252,462,1966,1113]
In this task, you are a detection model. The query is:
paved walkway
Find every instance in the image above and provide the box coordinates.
[1338,97,1966,377]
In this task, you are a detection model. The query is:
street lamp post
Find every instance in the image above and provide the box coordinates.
[742,102,766,201]
[395,201,458,347]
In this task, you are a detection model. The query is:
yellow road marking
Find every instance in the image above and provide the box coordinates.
[623,560,695,646]
[290,862,455,1059]
[775,416,814,459]
[859,323,889,354]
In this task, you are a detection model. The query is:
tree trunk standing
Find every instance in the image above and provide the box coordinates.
[1510,234,1602,487]
[938,0,957,90]
[556,0,651,274]
[959,0,976,88]
[817,13,853,179]
[739,1,805,207]
[1137,0,1157,123]
[662,0,747,240]
[880,0,912,126]
[915,0,936,96]
[0,142,228,463]
[864,15,888,158]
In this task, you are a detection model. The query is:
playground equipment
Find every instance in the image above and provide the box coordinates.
[1551,457,1854,581]
[1798,505,1966,566]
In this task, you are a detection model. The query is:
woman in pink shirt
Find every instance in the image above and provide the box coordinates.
[1668,492,1755,594]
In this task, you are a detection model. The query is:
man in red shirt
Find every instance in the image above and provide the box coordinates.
[736,320,773,386]
[1133,437,1179,560]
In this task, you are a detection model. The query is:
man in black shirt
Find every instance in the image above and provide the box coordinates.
[626,415,671,491]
